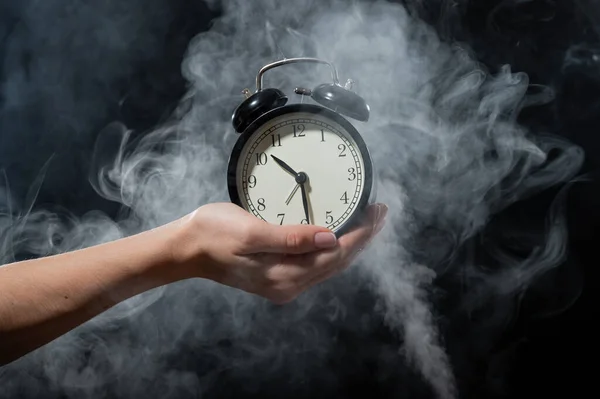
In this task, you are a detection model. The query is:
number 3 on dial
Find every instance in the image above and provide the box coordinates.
[228,104,374,237]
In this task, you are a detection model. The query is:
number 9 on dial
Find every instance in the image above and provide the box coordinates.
[227,58,375,237]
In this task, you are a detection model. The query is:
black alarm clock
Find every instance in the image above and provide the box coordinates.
[227,57,375,237]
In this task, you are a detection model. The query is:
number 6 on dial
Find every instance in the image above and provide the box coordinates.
[227,57,376,237]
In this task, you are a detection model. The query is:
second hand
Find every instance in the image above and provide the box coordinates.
[285,183,300,205]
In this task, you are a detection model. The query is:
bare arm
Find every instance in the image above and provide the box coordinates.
[0,221,184,366]
[0,202,386,366]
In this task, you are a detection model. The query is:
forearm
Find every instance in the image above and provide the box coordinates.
[0,222,184,366]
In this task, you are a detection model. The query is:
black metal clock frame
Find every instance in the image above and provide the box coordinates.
[227,103,374,238]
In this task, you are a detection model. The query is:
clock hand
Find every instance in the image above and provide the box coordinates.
[270,155,298,177]
[285,183,300,205]
[300,182,310,224]
[295,172,310,224]
[271,156,309,219]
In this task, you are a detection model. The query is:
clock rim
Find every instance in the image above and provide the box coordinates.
[227,103,374,238]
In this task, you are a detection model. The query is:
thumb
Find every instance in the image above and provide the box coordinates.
[253,223,338,254]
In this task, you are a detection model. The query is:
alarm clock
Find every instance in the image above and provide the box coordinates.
[227,57,375,237]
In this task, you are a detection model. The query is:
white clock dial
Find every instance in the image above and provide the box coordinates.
[235,111,366,232]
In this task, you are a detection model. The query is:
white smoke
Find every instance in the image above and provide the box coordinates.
[0,1,584,398]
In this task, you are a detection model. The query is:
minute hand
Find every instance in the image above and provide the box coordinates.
[270,155,298,176]
[300,183,310,224]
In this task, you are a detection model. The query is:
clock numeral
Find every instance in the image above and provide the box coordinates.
[320,129,326,142]
[348,167,357,181]
[271,134,282,147]
[277,213,285,225]
[248,175,257,188]
[338,144,347,157]
[293,124,306,138]
[256,153,268,165]
[257,198,266,211]
[340,191,349,205]
[300,218,309,225]
[326,211,334,225]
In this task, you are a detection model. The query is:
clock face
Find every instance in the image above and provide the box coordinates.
[228,104,373,235]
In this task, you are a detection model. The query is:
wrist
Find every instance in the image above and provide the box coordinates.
[165,211,215,281]
[122,219,196,285]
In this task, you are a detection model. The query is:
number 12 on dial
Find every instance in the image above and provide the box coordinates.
[228,104,374,237]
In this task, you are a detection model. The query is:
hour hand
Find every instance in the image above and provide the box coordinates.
[270,155,297,177]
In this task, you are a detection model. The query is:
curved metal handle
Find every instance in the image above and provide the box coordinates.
[255,57,340,92]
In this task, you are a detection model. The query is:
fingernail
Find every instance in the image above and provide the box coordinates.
[314,232,337,248]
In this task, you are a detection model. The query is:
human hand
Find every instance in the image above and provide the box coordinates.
[170,202,387,304]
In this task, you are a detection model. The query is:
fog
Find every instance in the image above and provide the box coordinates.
[0,1,585,398]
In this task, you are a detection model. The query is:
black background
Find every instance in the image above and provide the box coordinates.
[0,1,597,398]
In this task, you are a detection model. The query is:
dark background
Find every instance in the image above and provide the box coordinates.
[0,0,597,398]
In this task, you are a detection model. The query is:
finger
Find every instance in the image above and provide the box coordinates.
[248,223,338,255]
[345,202,388,254]
[301,259,347,291]
[329,203,387,261]
[250,204,385,280]
[290,203,388,282]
